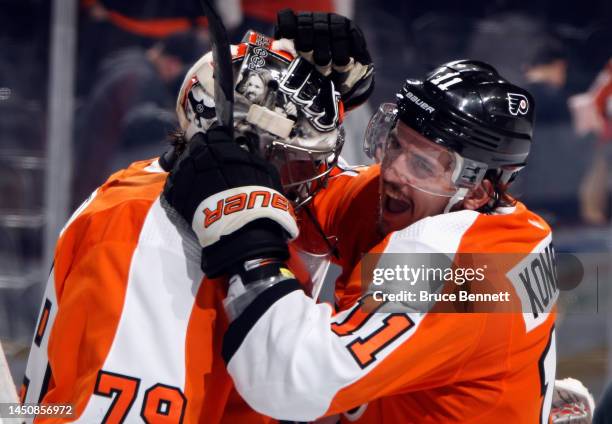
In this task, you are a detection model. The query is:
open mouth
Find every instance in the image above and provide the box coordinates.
[383,192,412,214]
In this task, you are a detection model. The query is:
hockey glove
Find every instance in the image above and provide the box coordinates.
[163,127,298,277]
[275,9,374,111]
[551,378,595,424]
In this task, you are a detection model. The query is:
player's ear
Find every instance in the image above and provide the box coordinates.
[463,179,493,210]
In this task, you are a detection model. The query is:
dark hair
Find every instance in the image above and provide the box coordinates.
[169,130,188,156]
[478,170,517,214]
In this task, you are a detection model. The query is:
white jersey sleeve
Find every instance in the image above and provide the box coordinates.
[222,211,482,421]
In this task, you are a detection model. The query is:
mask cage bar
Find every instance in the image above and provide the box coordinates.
[267,128,345,210]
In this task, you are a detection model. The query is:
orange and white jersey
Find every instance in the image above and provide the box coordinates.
[224,164,558,423]
[22,159,280,423]
[293,164,383,300]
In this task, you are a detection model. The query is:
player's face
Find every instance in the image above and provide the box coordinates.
[379,122,455,234]
[244,74,265,103]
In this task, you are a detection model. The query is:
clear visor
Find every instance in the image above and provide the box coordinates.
[364,103,486,197]
[385,122,459,197]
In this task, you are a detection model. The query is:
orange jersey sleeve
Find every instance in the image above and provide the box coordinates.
[223,202,558,423]
[294,165,384,294]
[23,159,275,424]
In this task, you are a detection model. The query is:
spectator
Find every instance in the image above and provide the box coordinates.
[570,59,612,224]
[72,31,199,207]
[81,0,205,38]
[112,103,178,170]
[511,35,595,224]
[76,0,207,96]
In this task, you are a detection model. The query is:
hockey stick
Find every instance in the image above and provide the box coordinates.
[198,0,234,137]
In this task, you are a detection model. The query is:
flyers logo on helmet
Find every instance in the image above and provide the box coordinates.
[203,190,289,228]
[507,92,530,116]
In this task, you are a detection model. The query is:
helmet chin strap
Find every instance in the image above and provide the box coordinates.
[444,188,468,213]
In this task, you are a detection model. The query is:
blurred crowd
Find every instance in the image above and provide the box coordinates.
[0,0,611,398]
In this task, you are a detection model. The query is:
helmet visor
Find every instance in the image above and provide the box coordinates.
[363,103,397,161]
[365,103,489,197]
[383,121,459,197]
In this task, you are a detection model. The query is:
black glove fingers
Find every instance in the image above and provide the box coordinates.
[349,23,371,64]
[295,12,314,52]
[329,14,350,67]
[243,153,277,189]
[312,12,331,66]
[274,8,297,39]
[276,10,370,68]
[208,144,276,190]
[163,126,291,246]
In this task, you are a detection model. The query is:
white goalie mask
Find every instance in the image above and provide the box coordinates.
[176,31,345,209]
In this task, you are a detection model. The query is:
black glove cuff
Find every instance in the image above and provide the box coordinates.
[201,219,290,278]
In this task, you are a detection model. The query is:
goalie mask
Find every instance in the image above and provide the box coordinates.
[177,31,345,209]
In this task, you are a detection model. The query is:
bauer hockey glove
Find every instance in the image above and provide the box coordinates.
[275,9,374,111]
[163,127,298,277]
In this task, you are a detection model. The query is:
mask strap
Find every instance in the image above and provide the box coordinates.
[450,152,464,184]
[444,188,468,213]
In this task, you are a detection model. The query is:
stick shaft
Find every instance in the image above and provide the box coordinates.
[198,0,234,134]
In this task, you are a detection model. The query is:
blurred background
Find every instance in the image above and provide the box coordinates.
[0,0,611,405]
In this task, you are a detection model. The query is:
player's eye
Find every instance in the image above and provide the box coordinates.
[411,154,435,177]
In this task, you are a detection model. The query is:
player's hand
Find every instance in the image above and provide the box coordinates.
[275,9,374,111]
[551,378,595,423]
[163,127,298,277]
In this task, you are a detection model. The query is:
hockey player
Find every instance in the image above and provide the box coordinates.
[164,54,560,422]
[20,13,373,423]
[23,8,586,422]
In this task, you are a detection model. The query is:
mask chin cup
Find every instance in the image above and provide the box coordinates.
[246,104,294,139]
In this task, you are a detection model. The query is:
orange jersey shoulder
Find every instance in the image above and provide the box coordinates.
[334,203,557,423]
[295,164,383,292]
[28,159,273,423]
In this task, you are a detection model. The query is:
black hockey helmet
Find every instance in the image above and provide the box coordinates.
[396,60,535,183]
[365,60,535,191]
